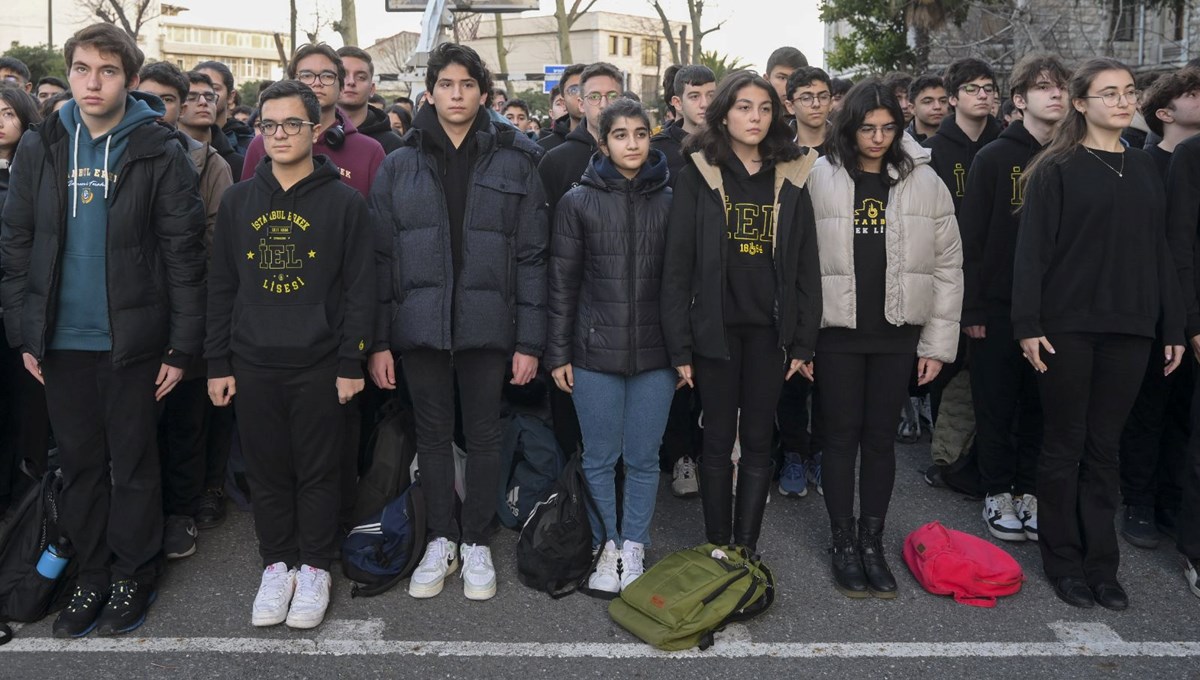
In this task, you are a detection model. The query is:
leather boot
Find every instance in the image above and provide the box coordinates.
[858,516,897,598]
[831,517,869,598]
[698,461,733,546]
[733,463,773,552]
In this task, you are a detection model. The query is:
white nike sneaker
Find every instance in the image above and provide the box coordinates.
[409,537,458,599]
[251,562,296,627]
[460,543,497,601]
[285,565,331,629]
[620,540,645,590]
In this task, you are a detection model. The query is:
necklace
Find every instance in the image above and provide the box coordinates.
[1083,146,1125,178]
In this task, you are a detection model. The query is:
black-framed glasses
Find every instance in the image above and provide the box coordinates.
[793,92,831,107]
[256,118,316,136]
[959,83,997,96]
[185,91,217,104]
[857,123,899,137]
[297,70,338,86]
[584,91,621,104]
[1084,90,1141,107]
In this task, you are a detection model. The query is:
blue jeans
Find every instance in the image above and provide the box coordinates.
[572,367,676,547]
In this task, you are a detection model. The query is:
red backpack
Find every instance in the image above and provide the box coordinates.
[902,521,1024,608]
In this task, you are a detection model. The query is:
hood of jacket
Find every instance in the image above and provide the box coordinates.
[995,118,1041,151]
[251,152,342,198]
[355,105,395,138]
[403,103,543,162]
[650,119,687,145]
[208,123,236,155]
[59,92,163,218]
[565,119,597,148]
[931,113,1002,151]
[549,113,571,138]
[580,148,669,193]
[689,149,819,208]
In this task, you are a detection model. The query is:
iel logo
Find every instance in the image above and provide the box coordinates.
[80,188,95,204]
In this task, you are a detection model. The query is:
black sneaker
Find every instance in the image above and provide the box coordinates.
[164,514,198,559]
[1120,505,1161,549]
[194,487,226,530]
[95,580,156,636]
[52,584,107,638]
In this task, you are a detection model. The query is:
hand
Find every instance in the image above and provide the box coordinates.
[207,376,236,407]
[964,325,986,340]
[337,377,365,404]
[916,357,943,386]
[155,364,184,401]
[551,364,574,394]
[21,353,43,385]
[786,358,814,382]
[1019,336,1055,373]
[1190,334,1200,364]
[675,364,693,389]
[1164,344,1185,376]
[368,350,396,390]
[511,352,539,385]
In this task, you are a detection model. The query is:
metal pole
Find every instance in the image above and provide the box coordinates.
[48,0,53,47]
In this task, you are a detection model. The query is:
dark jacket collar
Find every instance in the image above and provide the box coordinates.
[580,149,670,193]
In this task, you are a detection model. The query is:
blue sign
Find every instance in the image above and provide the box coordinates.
[543,64,566,95]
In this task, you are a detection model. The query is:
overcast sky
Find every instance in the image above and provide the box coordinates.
[173,0,825,71]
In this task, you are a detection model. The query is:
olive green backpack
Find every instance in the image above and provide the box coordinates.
[608,543,775,651]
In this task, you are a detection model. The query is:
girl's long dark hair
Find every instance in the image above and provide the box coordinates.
[825,78,912,185]
[684,70,801,167]
[0,85,42,139]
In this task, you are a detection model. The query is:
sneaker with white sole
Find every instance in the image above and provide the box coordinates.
[1015,494,1038,541]
[285,565,331,629]
[983,493,1026,541]
[588,541,621,594]
[777,452,808,498]
[409,538,458,599]
[460,544,497,601]
[620,540,645,590]
[1185,557,1200,599]
[672,456,699,498]
[251,562,297,627]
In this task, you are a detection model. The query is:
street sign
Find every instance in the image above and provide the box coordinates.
[543,64,566,95]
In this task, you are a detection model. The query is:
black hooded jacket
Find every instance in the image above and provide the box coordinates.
[205,155,374,379]
[210,123,245,182]
[922,114,1001,213]
[538,120,597,217]
[650,120,688,188]
[537,114,572,152]
[356,106,404,154]
[223,117,255,155]
[547,150,673,375]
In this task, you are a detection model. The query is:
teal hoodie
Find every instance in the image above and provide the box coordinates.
[49,94,162,351]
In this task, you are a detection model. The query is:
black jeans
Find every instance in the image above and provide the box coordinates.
[0,338,49,506]
[1178,365,1200,559]
[41,351,163,588]
[777,375,822,459]
[403,348,506,546]
[972,316,1042,496]
[816,351,914,519]
[1036,333,1149,584]
[159,377,208,517]
[233,361,345,571]
[1119,342,1189,512]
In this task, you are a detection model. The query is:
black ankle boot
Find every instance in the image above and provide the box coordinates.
[733,463,773,552]
[830,517,869,598]
[699,461,733,546]
[858,516,897,598]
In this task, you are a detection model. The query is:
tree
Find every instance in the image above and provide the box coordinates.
[334,0,359,48]
[553,0,602,63]
[648,0,723,66]
[2,43,66,84]
[515,88,550,117]
[685,0,724,64]
[698,50,748,82]
[494,14,514,97]
[647,1,681,64]
[80,0,158,41]
[820,0,916,75]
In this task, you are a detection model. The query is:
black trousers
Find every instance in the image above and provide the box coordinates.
[159,376,208,517]
[1118,342,1189,511]
[233,361,345,571]
[660,385,702,469]
[777,375,822,459]
[972,316,1042,496]
[41,351,163,588]
[1036,333,1149,584]
[1177,365,1200,559]
[403,348,506,546]
[203,403,234,490]
[816,351,914,520]
[0,338,49,506]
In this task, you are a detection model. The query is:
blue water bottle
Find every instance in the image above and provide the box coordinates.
[35,542,70,580]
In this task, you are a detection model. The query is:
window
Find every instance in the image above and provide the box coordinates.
[640,74,658,102]
[1110,0,1138,42]
[642,39,660,67]
[623,37,632,56]
[608,35,618,55]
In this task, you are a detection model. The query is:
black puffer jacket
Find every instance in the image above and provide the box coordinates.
[547,150,672,375]
[370,112,549,356]
[1,107,207,366]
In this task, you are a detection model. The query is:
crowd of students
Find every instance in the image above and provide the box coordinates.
[1,22,1200,639]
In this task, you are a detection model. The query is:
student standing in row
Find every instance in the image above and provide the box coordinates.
[906,75,948,143]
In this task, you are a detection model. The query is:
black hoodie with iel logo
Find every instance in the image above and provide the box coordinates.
[921,113,1002,214]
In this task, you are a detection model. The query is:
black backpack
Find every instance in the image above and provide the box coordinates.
[497,414,564,529]
[515,454,600,598]
[352,398,417,525]
[0,468,78,632]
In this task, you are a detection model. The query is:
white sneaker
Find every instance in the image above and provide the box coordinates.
[251,562,296,627]
[672,456,700,498]
[409,538,458,599]
[1016,494,1039,541]
[620,540,645,590]
[983,493,1026,541]
[588,540,621,594]
[460,544,497,601]
[285,565,331,629]
[1185,557,1200,599]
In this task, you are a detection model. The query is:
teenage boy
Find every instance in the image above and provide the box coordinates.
[242,44,385,198]
[539,62,622,217]
[923,57,1002,213]
[830,77,853,112]
[539,63,587,151]
[1141,68,1200,177]
[187,67,245,181]
[0,57,31,93]
[907,74,949,142]
[765,46,808,104]
[207,80,372,629]
[0,23,206,636]
[195,60,255,155]
[651,64,715,185]
[502,98,531,129]
[785,66,833,153]
[369,43,547,602]
[960,54,1070,543]
[336,46,403,154]
[883,71,915,124]
[35,76,68,103]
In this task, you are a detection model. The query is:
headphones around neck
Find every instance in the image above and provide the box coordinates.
[323,124,346,151]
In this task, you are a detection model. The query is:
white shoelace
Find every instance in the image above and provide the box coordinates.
[1021,495,1037,518]
[420,539,451,571]
[292,569,327,606]
[678,458,696,479]
[621,544,645,579]
[462,545,492,572]
[595,548,619,577]
[992,494,1016,517]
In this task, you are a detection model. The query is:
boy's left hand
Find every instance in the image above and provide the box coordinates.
[336,377,365,404]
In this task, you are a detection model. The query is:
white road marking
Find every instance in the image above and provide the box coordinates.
[3,622,1198,658]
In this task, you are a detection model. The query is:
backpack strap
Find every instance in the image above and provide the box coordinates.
[350,484,429,599]
[697,560,777,650]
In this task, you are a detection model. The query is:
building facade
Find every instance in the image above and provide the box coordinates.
[157,21,290,82]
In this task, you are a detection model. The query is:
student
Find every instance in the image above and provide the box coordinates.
[185,68,245,182]
[785,66,833,153]
[491,87,507,112]
[368,93,386,110]
[765,47,808,104]
[0,23,206,636]
[1140,67,1200,177]
[503,98,531,129]
[369,43,547,602]
[651,65,714,187]
[548,98,674,592]
[830,77,854,113]
[387,103,412,135]
[960,54,1070,544]
[923,58,1002,212]
[207,80,373,629]
[806,79,962,598]
[1013,58,1185,611]
[1001,98,1022,127]
[0,57,31,93]
[40,91,72,119]
[195,60,254,155]
[659,64,681,128]
[660,70,821,553]
[393,95,415,115]
[232,105,254,123]
[882,72,914,125]
[336,46,403,154]
[35,76,68,103]
[907,75,948,142]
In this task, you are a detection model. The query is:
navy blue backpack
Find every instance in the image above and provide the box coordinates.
[497,414,565,529]
[341,484,426,598]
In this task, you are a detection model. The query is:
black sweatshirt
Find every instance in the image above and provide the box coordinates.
[959,120,1044,326]
[721,161,776,327]
[1166,135,1200,339]
[1011,146,1183,344]
[538,121,597,217]
[922,114,1001,214]
[205,155,375,379]
[650,120,688,188]
[1146,143,1172,182]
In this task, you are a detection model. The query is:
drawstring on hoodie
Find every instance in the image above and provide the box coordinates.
[71,126,80,218]
[103,136,112,200]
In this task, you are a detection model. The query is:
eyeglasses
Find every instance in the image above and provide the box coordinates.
[959,83,997,96]
[185,92,217,104]
[584,91,622,104]
[857,123,899,137]
[1084,90,1141,107]
[255,118,316,136]
[565,85,581,96]
[793,92,831,107]
[296,70,338,86]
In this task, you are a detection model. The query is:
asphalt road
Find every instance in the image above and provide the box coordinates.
[4,436,1200,679]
